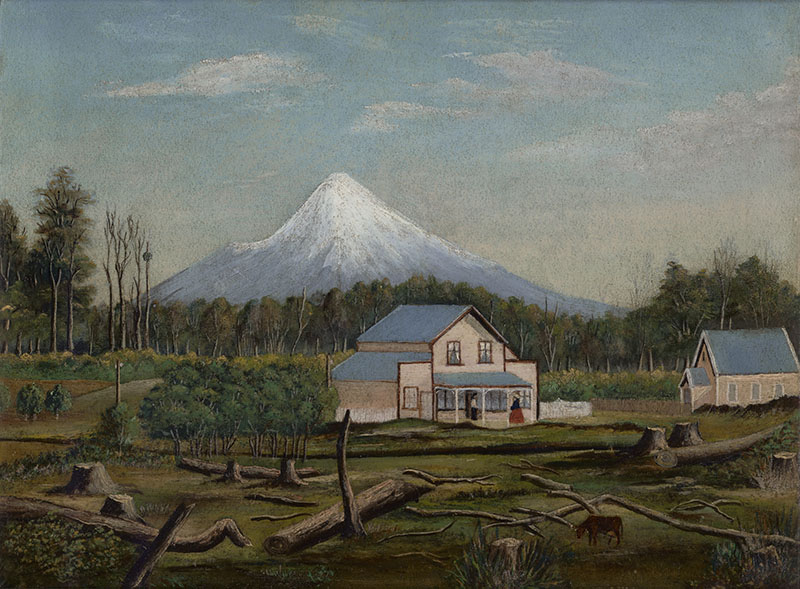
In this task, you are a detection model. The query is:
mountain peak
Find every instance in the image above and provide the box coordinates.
[152,173,618,317]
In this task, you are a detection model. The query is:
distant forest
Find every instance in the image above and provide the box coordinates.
[1,168,798,372]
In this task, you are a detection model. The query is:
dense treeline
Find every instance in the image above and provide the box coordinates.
[2,169,798,372]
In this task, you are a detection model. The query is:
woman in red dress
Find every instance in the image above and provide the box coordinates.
[509,397,525,424]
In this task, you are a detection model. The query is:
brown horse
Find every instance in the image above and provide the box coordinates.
[575,515,623,546]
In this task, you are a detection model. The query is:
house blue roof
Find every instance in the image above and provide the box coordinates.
[684,367,710,387]
[434,372,532,387]
[703,329,799,375]
[357,305,471,343]
[332,352,431,382]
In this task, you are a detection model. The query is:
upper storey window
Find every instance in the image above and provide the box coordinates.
[478,341,492,363]
[447,341,461,365]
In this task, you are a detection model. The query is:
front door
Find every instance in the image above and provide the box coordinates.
[420,391,433,420]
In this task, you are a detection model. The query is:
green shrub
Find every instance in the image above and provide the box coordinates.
[0,382,10,412]
[539,370,680,402]
[44,383,72,418]
[95,402,140,456]
[0,513,136,587]
[451,528,561,589]
[16,383,44,420]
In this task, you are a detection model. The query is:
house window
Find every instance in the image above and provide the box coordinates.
[478,341,493,363]
[727,383,737,403]
[775,383,784,398]
[446,341,461,365]
[485,390,507,412]
[436,389,455,410]
[403,387,418,410]
[751,383,760,401]
[519,389,532,409]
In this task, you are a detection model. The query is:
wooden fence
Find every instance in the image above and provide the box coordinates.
[590,398,691,416]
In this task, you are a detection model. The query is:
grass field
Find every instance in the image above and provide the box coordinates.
[1,379,798,588]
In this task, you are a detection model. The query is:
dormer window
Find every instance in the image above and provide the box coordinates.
[447,341,461,365]
[478,341,493,363]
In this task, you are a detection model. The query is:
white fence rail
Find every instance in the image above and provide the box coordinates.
[539,399,593,420]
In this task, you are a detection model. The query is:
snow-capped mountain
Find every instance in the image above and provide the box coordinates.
[152,173,617,316]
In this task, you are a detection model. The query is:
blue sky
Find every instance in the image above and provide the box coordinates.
[1,1,798,305]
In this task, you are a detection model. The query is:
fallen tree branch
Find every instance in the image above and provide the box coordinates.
[392,551,446,565]
[402,469,498,486]
[520,473,572,491]
[546,490,600,515]
[264,479,432,554]
[502,459,559,475]
[405,506,516,523]
[244,494,318,507]
[511,507,575,529]
[251,513,312,522]
[0,496,252,552]
[178,457,321,480]
[669,499,740,522]
[377,520,455,544]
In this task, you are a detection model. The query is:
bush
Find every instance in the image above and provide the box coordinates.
[16,383,44,420]
[44,383,72,419]
[95,402,140,456]
[0,513,136,587]
[0,382,9,413]
[539,370,680,402]
[451,528,562,589]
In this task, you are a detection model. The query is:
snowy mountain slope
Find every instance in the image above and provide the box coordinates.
[152,173,617,316]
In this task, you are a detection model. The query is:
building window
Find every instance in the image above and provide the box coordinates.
[403,387,418,410]
[727,383,737,403]
[478,341,493,363]
[485,390,507,412]
[775,383,784,398]
[519,389,532,409]
[446,341,461,365]
[436,388,455,410]
[751,383,760,401]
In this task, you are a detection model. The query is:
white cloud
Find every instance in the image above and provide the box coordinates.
[106,53,323,98]
[467,50,631,98]
[351,101,475,132]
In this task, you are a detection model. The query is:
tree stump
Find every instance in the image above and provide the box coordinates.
[488,538,524,572]
[101,494,146,524]
[276,458,306,486]
[629,427,668,456]
[222,460,243,483]
[668,422,704,447]
[62,462,120,495]
[771,452,798,486]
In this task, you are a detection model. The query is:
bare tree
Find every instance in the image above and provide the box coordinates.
[129,217,145,350]
[143,241,152,348]
[113,217,132,348]
[712,238,739,329]
[290,287,310,354]
[103,211,117,351]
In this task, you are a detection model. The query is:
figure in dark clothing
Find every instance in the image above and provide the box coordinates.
[509,397,524,424]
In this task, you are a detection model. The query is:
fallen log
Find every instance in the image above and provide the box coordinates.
[245,494,318,507]
[520,473,572,491]
[653,423,785,467]
[403,468,498,486]
[264,479,432,554]
[0,496,252,552]
[177,457,321,480]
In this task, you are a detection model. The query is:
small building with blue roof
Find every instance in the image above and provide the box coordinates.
[679,328,800,410]
[332,304,538,425]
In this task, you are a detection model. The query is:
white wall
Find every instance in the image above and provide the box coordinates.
[539,399,593,419]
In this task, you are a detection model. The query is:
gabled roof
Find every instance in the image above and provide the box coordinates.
[434,372,532,387]
[681,367,710,388]
[357,304,506,344]
[332,352,431,382]
[695,328,800,376]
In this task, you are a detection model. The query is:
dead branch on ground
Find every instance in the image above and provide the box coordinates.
[377,520,455,544]
[244,494,318,507]
[251,513,312,522]
[520,473,572,491]
[403,468,498,486]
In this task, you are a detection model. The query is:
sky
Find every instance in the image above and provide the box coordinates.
[1,0,798,306]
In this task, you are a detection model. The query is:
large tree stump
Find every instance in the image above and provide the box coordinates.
[101,494,146,524]
[62,463,120,495]
[488,538,524,572]
[771,452,798,479]
[222,460,243,483]
[629,427,668,456]
[277,458,306,486]
[668,422,704,447]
